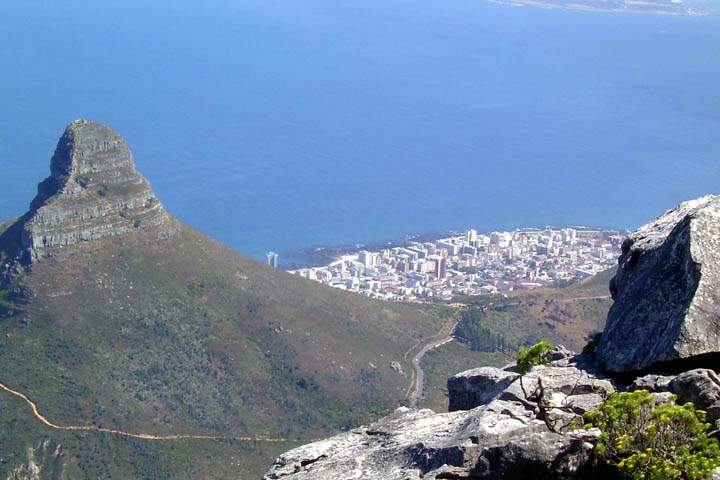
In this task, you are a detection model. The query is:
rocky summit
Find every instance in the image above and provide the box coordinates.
[1,119,172,264]
[597,195,720,372]
[0,121,453,479]
[264,195,720,480]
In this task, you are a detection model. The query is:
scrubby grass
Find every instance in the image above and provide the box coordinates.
[452,269,614,355]
[419,341,511,412]
[0,221,452,478]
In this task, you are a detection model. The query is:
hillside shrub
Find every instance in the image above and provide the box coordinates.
[516,340,554,374]
[454,307,509,353]
[584,390,720,480]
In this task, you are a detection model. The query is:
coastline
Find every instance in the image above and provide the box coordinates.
[278,224,626,270]
[279,230,457,269]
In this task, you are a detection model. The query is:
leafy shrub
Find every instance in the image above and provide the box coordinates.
[582,331,602,354]
[516,340,554,374]
[584,390,720,480]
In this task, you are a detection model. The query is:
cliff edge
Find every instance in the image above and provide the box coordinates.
[0,119,173,266]
[264,195,720,480]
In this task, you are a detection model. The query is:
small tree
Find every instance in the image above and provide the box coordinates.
[516,340,554,374]
[584,390,720,480]
[515,341,579,433]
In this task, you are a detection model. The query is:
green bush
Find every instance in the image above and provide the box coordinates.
[516,340,554,374]
[584,390,720,480]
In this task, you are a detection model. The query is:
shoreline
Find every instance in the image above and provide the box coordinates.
[279,230,456,269]
[279,224,625,270]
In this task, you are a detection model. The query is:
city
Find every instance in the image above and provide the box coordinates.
[286,227,626,302]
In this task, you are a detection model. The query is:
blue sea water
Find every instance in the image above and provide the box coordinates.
[1,0,719,262]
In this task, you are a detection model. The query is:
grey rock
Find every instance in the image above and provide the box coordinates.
[629,374,674,393]
[597,195,720,372]
[448,367,519,412]
[6,439,67,480]
[2,119,174,264]
[470,430,600,480]
[265,358,613,479]
[546,344,574,363]
[263,403,547,480]
[669,369,720,422]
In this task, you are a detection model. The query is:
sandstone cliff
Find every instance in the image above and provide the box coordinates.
[0,119,173,265]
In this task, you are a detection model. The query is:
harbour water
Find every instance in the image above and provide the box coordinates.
[1,0,719,262]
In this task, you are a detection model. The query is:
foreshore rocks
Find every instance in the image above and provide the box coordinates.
[264,194,720,480]
[0,119,173,264]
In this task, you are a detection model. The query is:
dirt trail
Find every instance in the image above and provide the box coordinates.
[0,381,297,443]
[1,315,471,441]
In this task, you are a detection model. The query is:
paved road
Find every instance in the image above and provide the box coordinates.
[404,295,611,407]
[408,337,455,407]
[406,320,459,407]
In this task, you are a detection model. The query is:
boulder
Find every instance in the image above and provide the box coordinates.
[629,374,674,393]
[596,196,720,372]
[669,369,720,423]
[448,367,519,412]
[470,430,601,480]
[263,404,546,480]
[265,356,614,480]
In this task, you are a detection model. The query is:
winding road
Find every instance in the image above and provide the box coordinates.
[402,294,610,407]
[405,319,459,407]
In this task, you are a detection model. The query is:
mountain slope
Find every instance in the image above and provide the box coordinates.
[0,121,452,479]
[419,269,614,411]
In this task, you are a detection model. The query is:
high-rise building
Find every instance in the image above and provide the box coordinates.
[358,250,374,268]
[266,251,279,268]
[466,228,478,244]
[438,257,447,279]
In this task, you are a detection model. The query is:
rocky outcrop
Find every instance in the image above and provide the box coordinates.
[596,195,720,373]
[669,369,720,424]
[6,440,70,480]
[0,119,173,264]
[264,354,615,480]
[447,367,519,412]
[264,195,720,479]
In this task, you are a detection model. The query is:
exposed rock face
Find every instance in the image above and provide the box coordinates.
[6,439,69,480]
[447,367,519,412]
[2,119,172,263]
[264,195,720,479]
[264,354,614,480]
[669,369,720,424]
[596,195,720,373]
[470,431,600,480]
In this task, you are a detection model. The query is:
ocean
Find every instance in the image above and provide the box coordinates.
[1,0,719,264]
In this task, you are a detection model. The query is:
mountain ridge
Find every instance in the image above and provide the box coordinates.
[0,120,453,479]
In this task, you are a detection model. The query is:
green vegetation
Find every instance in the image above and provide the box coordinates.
[454,307,509,352]
[584,390,720,480]
[0,222,452,479]
[451,268,614,355]
[516,340,554,374]
[419,340,511,411]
